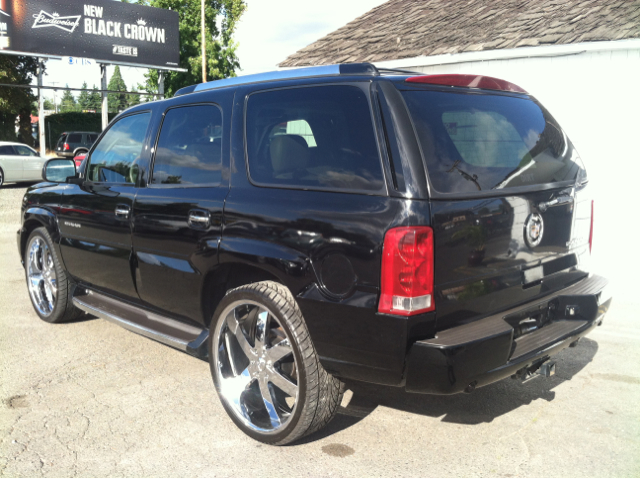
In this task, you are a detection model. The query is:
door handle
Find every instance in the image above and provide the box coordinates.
[115,204,130,218]
[188,210,211,228]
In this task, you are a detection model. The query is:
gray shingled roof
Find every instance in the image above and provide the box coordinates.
[279,0,640,67]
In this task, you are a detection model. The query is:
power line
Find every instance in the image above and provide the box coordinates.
[0,82,159,97]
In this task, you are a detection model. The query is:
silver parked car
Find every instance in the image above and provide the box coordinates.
[0,142,48,186]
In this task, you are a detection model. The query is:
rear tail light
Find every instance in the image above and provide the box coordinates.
[379,226,434,316]
[589,200,594,254]
[405,74,527,94]
[63,143,70,151]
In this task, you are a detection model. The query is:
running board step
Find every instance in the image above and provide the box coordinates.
[72,290,209,360]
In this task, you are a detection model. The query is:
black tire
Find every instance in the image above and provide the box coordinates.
[0,167,4,186]
[24,227,82,323]
[209,281,344,445]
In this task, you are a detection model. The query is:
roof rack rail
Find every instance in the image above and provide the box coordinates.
[377,67,424,75]
[174,63,380,97]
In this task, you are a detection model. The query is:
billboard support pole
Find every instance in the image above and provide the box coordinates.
[37,60,46,156]
[158,70,165,100]
[100,63,108,131]
[201,0,206,83]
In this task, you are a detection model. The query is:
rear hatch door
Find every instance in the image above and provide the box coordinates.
[400,84,591,331]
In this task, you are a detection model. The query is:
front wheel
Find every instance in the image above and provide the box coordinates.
[24,227,82,323]
[209,281,344,445]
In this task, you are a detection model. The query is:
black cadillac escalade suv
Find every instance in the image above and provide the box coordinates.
[18,63,611,445]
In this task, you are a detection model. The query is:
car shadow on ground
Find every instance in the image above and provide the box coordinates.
[64,312,99,324]
[297,338,598,444]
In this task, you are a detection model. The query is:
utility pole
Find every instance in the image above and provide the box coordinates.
[49,81,59,113]
[37,60,46,156]
[201,0,206,83]
[100,64,108,131]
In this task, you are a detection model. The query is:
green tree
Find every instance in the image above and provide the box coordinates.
[89,85,102,112]
[107,66,128,113]
[43,98,55,110]
[127,90,141,108]
[77,81,91,112]
[0,55,39,144]
[138,0,246,97]
[60,86,77,112]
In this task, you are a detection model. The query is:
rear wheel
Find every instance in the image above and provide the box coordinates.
[209,281,343,445]
[0,167,4,186]
[25,227,82,323]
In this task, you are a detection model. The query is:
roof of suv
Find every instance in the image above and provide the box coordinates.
[173,63,418,97]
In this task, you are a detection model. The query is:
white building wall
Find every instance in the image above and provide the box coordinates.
[378,45,640,296]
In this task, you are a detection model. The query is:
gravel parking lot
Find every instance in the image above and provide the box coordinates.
[1,183,639,477]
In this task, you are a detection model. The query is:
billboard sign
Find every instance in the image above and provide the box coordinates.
[0,0,180,69]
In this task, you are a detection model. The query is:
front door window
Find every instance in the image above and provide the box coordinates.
[86,112,151,184]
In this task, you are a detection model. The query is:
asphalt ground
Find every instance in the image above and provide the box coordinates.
[1,183,639,477]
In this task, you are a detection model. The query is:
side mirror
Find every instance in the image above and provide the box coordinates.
[42,158,77,183]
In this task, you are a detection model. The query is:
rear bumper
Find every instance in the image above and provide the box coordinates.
[405,274,611,394]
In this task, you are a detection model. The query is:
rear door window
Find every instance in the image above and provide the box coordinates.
[67,133,82,143]
[0,145,16,155]
[150,105,223,186]
[401,90,585,194]
[86,112,151,184]
[14,145,38,156]
[246,85,385,193]
[56,134,66,148]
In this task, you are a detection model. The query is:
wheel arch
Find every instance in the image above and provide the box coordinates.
[73,147,88,157]
[204,237,318,327]
[201,262,283,328]
[19,207,61,266]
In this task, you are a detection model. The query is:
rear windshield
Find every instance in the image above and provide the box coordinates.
[401,90,585,194]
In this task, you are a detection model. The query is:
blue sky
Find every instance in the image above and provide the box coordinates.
[36,0,388,99]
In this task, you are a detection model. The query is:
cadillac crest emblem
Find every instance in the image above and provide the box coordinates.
[525,213,544,248]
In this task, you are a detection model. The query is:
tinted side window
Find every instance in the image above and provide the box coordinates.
[0,145,16,155]
[87,112,151,184]
[246,85,384,193]
[14,145,38,156]
[151,105,222,185]
[87,134,98,143]
[67,133,82,143]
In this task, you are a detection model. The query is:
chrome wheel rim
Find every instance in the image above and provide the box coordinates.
[214,300,298,434]
[27,236,57,317]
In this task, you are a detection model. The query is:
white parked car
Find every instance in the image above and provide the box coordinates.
[0,141,48,186]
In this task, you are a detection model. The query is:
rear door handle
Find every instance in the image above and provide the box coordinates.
[188,209,211,228]
[115,204,130,218]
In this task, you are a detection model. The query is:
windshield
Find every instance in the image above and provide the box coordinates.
[401,90,585,194]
